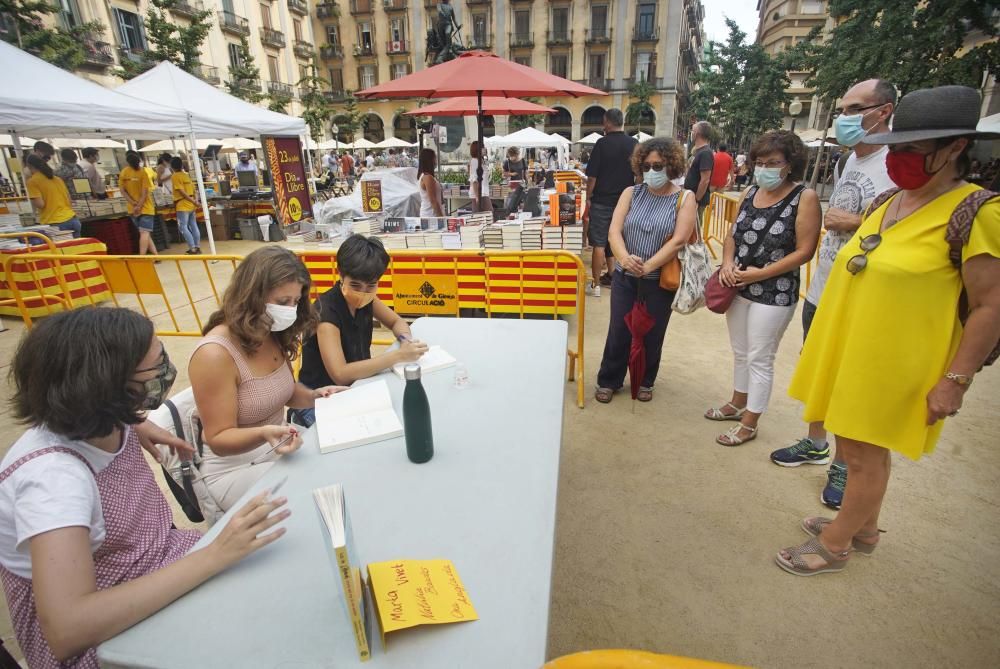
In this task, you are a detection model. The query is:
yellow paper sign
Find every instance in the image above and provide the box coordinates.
[367,559,478,641]
[361,180,383,213]
[391,274,458,315]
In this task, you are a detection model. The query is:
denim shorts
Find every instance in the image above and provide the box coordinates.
[132,214,155,231]
[588,202,615,247]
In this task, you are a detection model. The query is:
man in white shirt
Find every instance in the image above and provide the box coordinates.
[770,79,897,510]
[322,150,338,175]
[234,152,258,174]
[365,153,375,170]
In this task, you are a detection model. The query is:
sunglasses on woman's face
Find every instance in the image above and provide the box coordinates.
[846,234,882,275]
[642,162,665,172]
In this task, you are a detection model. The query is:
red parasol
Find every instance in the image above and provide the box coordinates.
[404,97,557,117]
[624,297,655,401]
[357,51,606,209]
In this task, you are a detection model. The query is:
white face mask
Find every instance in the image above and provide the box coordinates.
[265,303,298,332]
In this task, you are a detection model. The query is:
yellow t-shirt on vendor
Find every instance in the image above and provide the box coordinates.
[172,171,197,212]
[143,166,157,188]
[26,172,76,225]
[119,166,155,216]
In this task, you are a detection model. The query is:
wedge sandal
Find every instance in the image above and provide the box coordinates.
[704,402,746,421]
[775,537,850,576]
[801,516,883,556]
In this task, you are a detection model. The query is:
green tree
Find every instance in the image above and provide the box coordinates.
[335,92,363,142]
[267,91,293,114]
[625,79,656,133]
[116,0,213,79]
[298,63,330,141]
[0,0,103,70]
[225,35,265,103]
[795,0,1000,100]
[509,98,546,131]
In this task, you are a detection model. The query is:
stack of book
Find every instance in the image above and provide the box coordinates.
[482,225,504,249]
[441,231,461,249]
[460,224,483,249]
[562,226,584,254]
[376,233,408,249]
[351,217,381,236]
[285,230,315,245]
[423,231,443,248]
[542,226,564,250]
[404,232,425,248]
[501,223,523,250]
[466,211,494,227]
[521,219,543,251]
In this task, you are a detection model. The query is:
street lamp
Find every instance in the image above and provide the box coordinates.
[788,99,803,133]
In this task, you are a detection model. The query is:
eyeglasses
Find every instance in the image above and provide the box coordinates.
[137,347,171,376]
[753,160,787,169]
[833,103,885,118]
[641,162,665,172]
[846,234,882,275]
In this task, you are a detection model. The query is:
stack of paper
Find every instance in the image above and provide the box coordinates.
[314,379,403,453]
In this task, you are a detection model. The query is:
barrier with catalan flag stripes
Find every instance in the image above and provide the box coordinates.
[0,248,587,408]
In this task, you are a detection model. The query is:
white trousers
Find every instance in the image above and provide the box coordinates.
[726,295,796,414]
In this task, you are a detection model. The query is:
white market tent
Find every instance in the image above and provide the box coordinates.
[352,138,377,149]
[139,138,263,153]
[978,112,1000,134]
[486,127,571,166]
[576,132,603,145]
[374,137,416,149]
[317,139,351,150]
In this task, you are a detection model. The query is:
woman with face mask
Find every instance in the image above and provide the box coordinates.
[189,247,341,511]
[292,234,428,427]
[1,307,290,667]
[776,85,1000,576]
[594,137,697,404]
[705,130,821,446]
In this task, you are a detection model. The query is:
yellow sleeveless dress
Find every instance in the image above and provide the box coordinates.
[789,183,1000,460]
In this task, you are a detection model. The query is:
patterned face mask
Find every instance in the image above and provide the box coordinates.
[136,348,177,410]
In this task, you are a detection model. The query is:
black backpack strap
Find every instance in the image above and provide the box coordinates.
[946,189,999,267]
[863,187,900,220]
[161,399,205,523]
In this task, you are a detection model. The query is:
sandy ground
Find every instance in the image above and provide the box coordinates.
[0,238,997,668]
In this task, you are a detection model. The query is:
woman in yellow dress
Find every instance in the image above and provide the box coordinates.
[777,85,1000,576]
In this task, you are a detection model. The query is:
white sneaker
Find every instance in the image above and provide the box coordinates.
[585,282,601,297]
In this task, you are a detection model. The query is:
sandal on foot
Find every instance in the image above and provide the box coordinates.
[775,537,850,576]
[716,424,757,447]
[637,386,653,402]
[595,387,614,404]
[704,402,746,421]
[801,517,884,556]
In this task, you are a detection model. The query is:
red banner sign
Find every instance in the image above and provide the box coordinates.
[262,136,312,226]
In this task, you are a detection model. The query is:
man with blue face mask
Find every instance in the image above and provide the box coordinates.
[770,79,896,510]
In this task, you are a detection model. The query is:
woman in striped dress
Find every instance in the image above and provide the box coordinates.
[595,137,697,403]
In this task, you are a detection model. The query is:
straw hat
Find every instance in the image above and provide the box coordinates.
[863,85,1000,144]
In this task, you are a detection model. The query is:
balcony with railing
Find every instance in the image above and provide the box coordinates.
[353,42,375,56]
[323,90,348,102]
[546,29,572,46]
[577,77,609,91]
[193,64,221,85]
[218,11,250,36]
[382,0,408,11]
[260,27,286,48]
[316,2,340,19]
[385,39,409,54]
[268,80,295,97]
[171,0,205,19]
[118,45,148,65]
[468,36,492,50]
[633,27,659,42]
[350,0,372,14]
[510,31,533,48]
[466,0,491,4]
[320,43,344,59]
[287,0,308,14]
[293,39,313,58]
[228,78,262,95]
[585,27,612,44]
[80,37,114,68]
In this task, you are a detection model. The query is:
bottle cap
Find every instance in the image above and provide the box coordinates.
[403,364,422,381]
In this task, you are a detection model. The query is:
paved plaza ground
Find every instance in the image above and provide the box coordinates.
[0,239,997,668]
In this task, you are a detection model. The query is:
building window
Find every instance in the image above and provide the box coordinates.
[591,4,607,35]
[359,65,376,89]
[390,17,406,42]
[358,22,373,50]
[261,4,272,28]
[113,8,145,51]
[634,52,653,81]
[514,10,529,37]
[589,53,605,80]
[514,55,531,67]
[327,25,340,45]
[801,1,824,13]
[293,19,303,41]
[636,3,655,37]
[222,0,235,13]
[551,54,568,79]
[268,55,280,82]
[299,64,310,82]
[329,68,343,90]
[552,7,569,38]
[472,14,487,46]
[392,62,409,80]
[228,42,243,69]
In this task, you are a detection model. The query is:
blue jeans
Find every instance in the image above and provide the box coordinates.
[57,217,81,238]
[288,407,316,428]
[177,210,200,249]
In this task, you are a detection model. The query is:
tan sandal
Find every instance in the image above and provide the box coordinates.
[595,387,614,404]
[801,517,883,556]
[716,424,757,447]
[704,402,746,421]
[637,386,653,402]
[775,537,850,576]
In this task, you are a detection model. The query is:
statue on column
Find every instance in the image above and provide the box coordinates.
[425,0,465,64]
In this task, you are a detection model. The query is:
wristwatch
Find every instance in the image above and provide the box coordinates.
[945,372,973,388]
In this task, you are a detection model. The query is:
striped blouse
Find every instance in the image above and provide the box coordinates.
[621,183,681,279]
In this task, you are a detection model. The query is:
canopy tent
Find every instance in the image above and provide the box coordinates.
[405,96,557,117]
[633,131,653,142]
[978,112,1000,134]
[317,139,351,151]
[374,137,416,149]
[486,128,572,170]
[0,135,36,147]
[576,132,603,145]
[0,41,190,139]
[139,138,263,153]
[225,137,263,151]
[351,138,377,150]
[45,138,127,149]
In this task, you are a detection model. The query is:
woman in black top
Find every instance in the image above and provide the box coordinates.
[503,147,528,182]
[704,130,821,446]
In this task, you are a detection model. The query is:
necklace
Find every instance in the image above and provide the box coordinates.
[881,181,964,231]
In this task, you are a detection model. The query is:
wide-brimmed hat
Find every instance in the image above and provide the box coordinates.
[863,85,1000,144]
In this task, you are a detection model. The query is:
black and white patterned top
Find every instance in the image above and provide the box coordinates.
[733,185,803,306]
[621,183,680,279]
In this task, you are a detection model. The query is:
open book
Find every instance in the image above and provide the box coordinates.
[391,345,457,380]
[314,380,403,453]
[314,484,374,662]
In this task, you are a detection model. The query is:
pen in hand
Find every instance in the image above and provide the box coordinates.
[250,431,297,466]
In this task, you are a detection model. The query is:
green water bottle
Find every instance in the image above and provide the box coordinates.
[402,364,434,464]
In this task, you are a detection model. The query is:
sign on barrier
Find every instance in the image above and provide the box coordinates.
[392,273,458,315]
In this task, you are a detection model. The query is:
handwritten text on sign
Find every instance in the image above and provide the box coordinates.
[367,559,478,640]
[391,274,458,315]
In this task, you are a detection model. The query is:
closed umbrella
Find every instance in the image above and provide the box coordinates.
[624,287,656,402]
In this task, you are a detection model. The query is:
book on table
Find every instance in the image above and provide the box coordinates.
[314,379,403,453]
[392,345,456,379]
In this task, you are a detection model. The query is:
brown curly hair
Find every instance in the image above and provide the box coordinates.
[203,246,318,361]
[749,130,808,180]
[630,137,686,180]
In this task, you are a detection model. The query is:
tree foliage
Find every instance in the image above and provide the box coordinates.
[333,93,363,142]
[117,0,213,79]
[689,19,789,151]
[509,98,546,131]
[226,35,265,104]
[793,0,1000,100]
[0,0,103,70]
[298,63,330,141]
[625,79,656,133]
[267,91,293,114]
